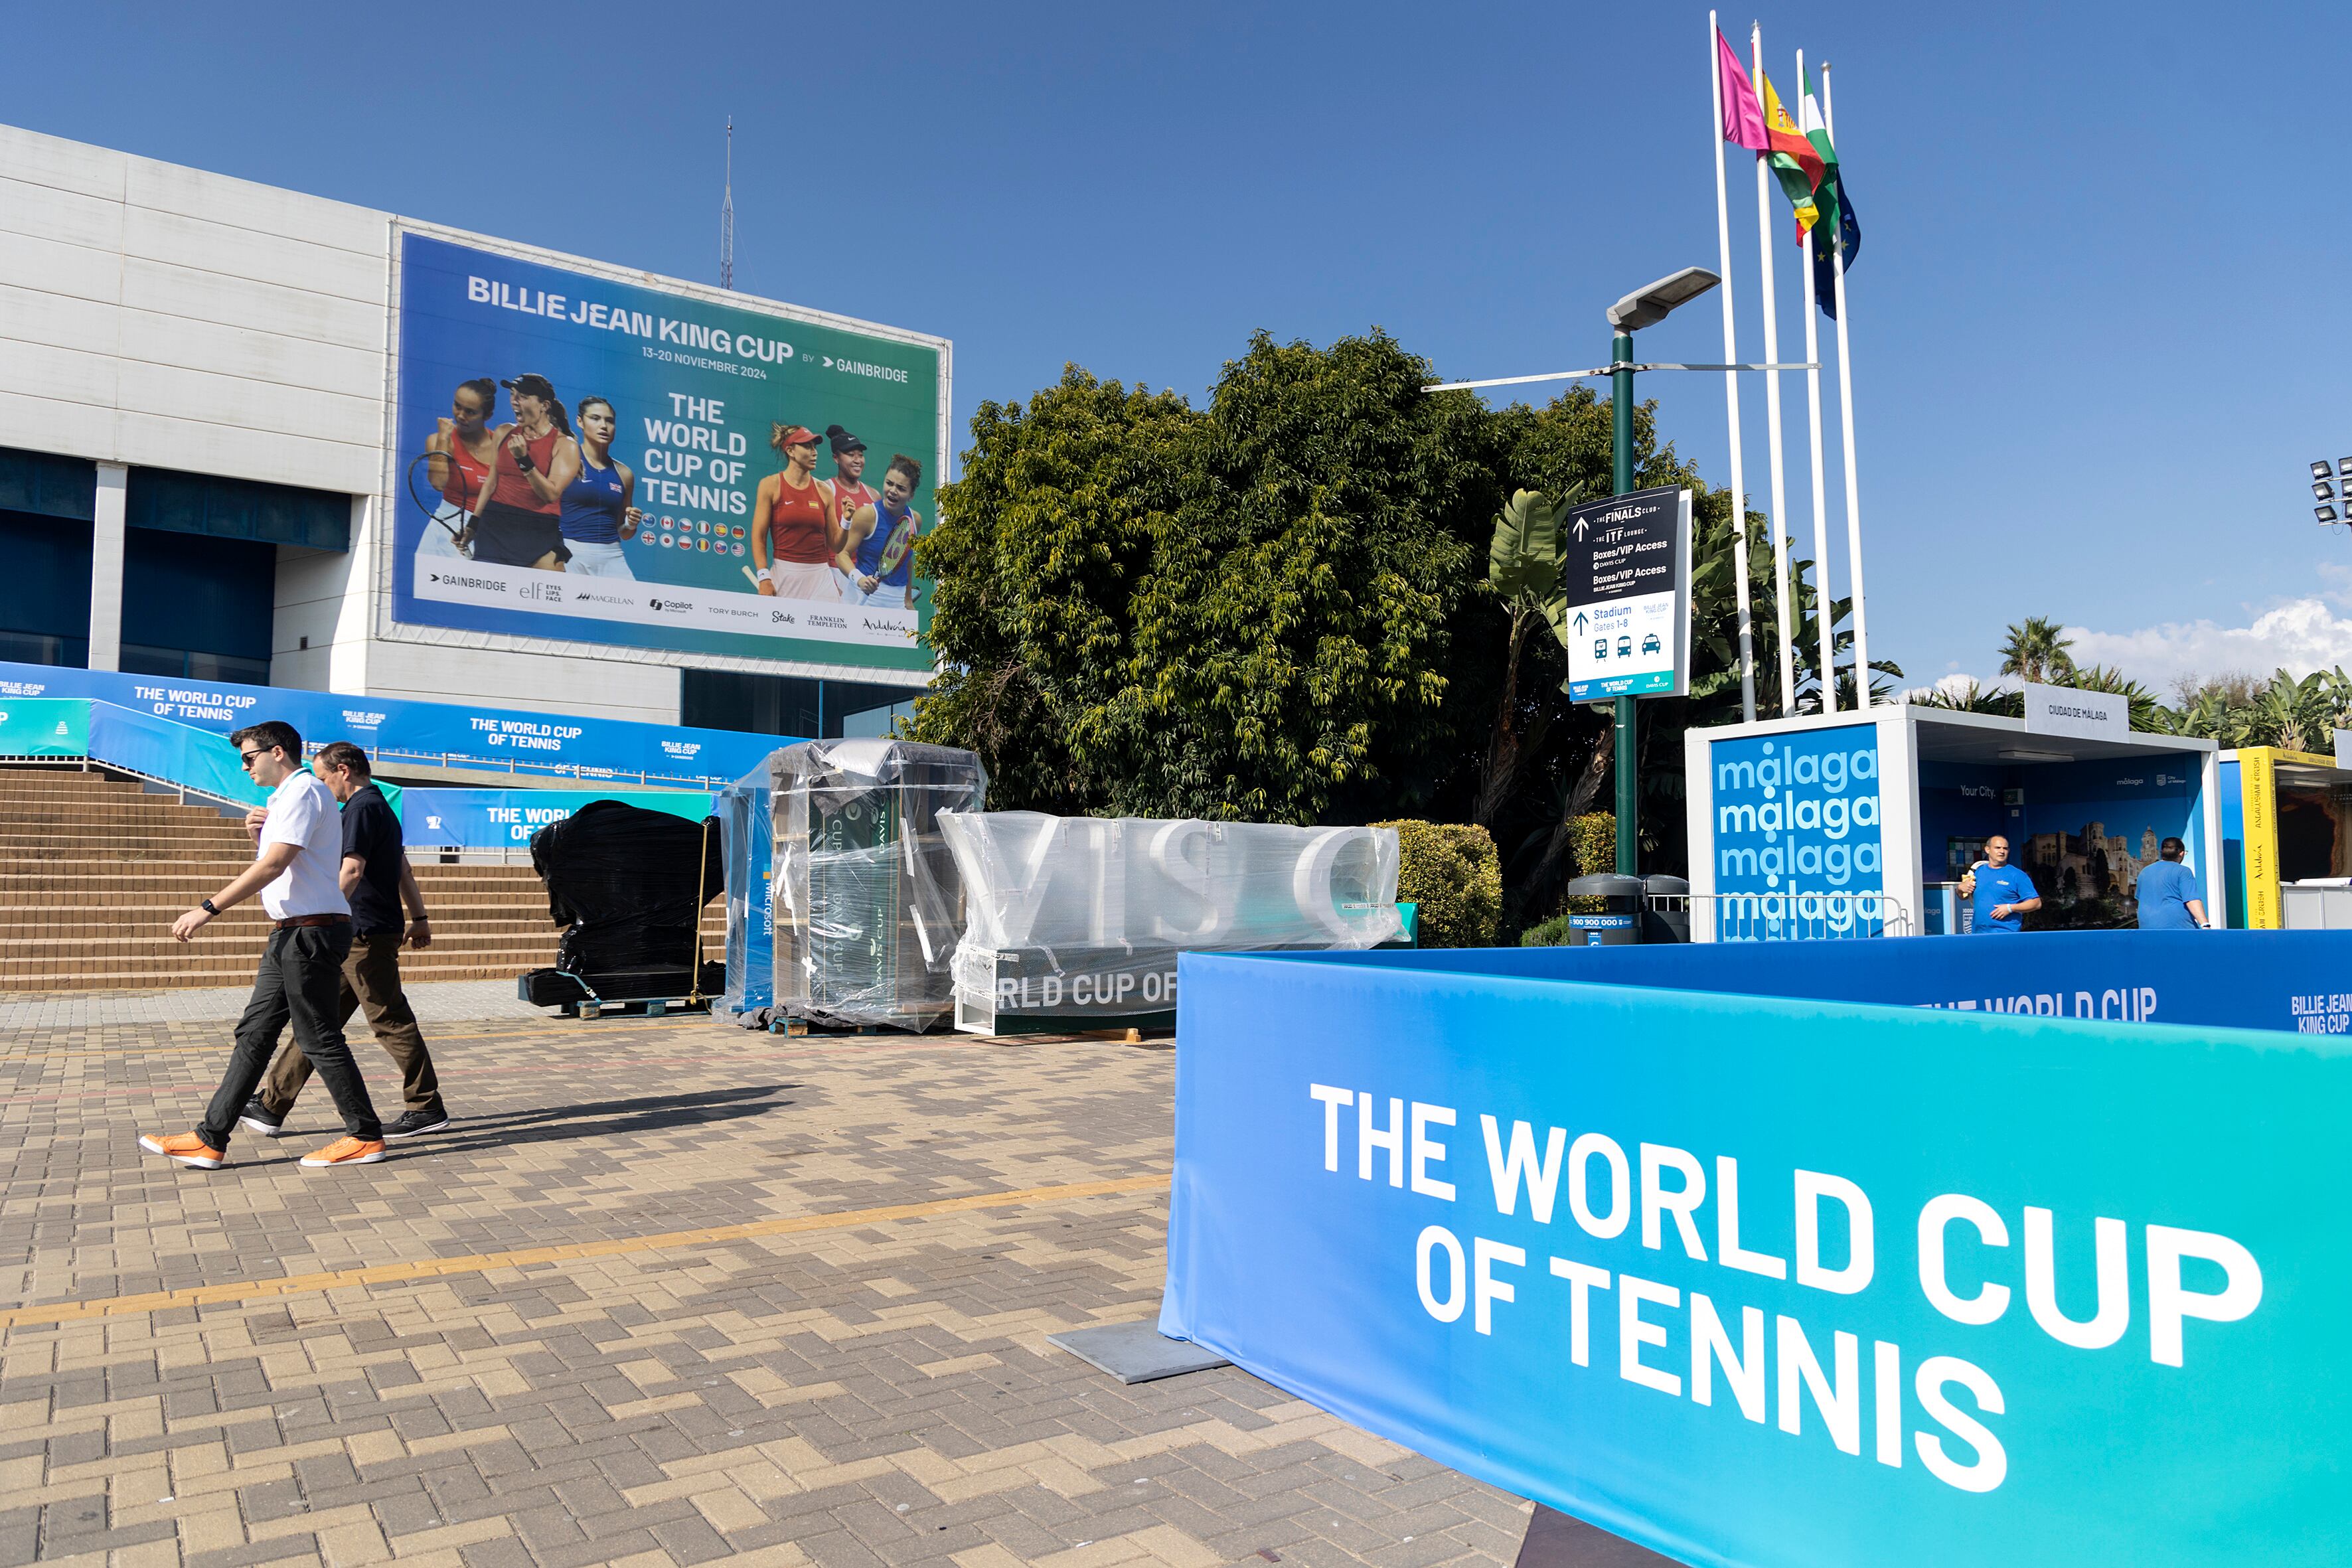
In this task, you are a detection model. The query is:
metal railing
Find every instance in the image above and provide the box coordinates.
[368,745,731,791]
[1666,890,1911,942]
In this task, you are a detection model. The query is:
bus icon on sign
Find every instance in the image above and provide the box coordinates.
[1616,635,1633,658]
[1593,638,1608,660]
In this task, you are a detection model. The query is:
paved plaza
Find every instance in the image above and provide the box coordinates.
[0,1004,1534,1568]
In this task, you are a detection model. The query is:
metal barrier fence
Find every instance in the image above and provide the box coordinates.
[1665,890,1911,942]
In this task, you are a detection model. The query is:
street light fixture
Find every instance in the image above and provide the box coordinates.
[2315,482,2337,503]
[1605,268,1722,333]
[2337,458,2352,477]
[2313,461,2334,481]
[2319,506,2339,524]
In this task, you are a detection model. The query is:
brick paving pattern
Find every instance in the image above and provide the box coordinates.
[0,1014,1532,1567]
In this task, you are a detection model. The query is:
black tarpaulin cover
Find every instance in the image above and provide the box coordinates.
[530,799,724,983]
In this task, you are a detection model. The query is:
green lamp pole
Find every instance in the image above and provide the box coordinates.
[1610,329,1638,876]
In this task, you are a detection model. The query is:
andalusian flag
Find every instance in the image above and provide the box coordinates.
[1758,71,1824,233]
[1800,66,1862,317]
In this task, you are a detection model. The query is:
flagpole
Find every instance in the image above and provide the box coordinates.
[1751,23,1796,716]
[1823,62,1870,708]
[1797,47,1836,714]
[1710,12,1757,724]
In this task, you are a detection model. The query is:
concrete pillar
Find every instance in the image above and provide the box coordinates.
[87,462,127,670]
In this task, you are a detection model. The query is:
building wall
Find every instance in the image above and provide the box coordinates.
[0,122,941,728]
[0,125,390,495]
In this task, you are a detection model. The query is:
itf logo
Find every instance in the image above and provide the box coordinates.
[1710,724,1886,935]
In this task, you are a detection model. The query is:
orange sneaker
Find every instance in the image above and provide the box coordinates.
[139,1133,225,1170]
[300,1136,387,1168]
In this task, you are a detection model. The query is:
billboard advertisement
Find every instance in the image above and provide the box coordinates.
[390,230,943,674]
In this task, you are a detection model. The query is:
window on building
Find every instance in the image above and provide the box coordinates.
[681,668,925,740]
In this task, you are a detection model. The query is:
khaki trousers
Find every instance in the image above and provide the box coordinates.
[260,931,440,1115]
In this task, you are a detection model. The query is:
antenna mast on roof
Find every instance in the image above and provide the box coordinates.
[720,118,735,290]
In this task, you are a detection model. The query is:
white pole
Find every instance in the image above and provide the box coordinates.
[1751,24,1796,716]
[1823,63,1870,708]
[1797,48,1836,714]
[1710,11,1757,724]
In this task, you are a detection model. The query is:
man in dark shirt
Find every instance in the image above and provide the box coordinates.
[240,742,451,1140]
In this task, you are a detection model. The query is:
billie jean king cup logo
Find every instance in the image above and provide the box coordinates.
[1715,734,1886,934]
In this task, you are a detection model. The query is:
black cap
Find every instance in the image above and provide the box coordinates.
[826,424,866,454]
[501,372,556,401]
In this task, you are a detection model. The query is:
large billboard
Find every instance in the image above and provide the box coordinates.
[389,230,943,674]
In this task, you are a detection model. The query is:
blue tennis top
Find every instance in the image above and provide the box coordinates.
[560,448,627,543]
[1969,863,2038,934]
[2135,859,2202,929]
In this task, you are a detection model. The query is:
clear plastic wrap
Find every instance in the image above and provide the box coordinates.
[939,813,1403,1033]
[717,773,775,1016]
[768,739,988,1030]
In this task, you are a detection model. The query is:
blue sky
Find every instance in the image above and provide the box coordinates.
[10,2,2349,694]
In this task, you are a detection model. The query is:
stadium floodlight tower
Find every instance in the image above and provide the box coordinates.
[2315,458,2351,528]
[1600,268,1719,874]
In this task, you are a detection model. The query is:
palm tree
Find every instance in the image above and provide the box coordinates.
[1998,617,2077,685]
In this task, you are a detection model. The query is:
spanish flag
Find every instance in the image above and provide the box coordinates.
[1757,70,1824,233]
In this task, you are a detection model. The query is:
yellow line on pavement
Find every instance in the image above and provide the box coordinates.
[0,1173,1169,1331]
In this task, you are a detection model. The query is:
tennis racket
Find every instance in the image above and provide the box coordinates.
[873,512,919,578]
[404,450,475,555]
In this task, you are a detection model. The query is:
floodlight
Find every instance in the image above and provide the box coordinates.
[2338,457,2352,477]
[2315,461,2335,481]
[2317,482,2337,502]
[2319,505,2339,524]
[1605,268,1721,332]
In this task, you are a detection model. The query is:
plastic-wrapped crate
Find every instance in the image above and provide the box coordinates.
[769,740,987,1030]
[939,813,1403,1034]
[717,775,775,1015]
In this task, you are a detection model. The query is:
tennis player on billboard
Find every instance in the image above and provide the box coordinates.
[835,454,923,609]
[414,377,500,562]
[468,374,573,570]
[749,423,842,599]
[556,395,643,578]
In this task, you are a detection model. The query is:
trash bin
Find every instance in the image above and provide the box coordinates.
[1563,873,1646,946]
[1642,874,1691,944]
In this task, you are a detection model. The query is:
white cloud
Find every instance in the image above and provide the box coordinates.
[2065,597,2352,687]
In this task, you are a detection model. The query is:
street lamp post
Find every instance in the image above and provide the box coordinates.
[1602,268,1721,877]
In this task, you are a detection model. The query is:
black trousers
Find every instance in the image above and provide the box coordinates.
[197,923,382,1148]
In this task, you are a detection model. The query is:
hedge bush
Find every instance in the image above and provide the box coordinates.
[1375,820,1502,949]
[1520,911,1576,947]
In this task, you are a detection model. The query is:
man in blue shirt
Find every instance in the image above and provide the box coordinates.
[1959,834,2041,933]
[2134,836,2209,929]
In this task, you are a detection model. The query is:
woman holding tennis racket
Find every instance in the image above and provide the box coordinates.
[834,453,923,609]
[416,378,499,560]
[749,424,841,599]
[557,395,643,578]
[467,373,573,570]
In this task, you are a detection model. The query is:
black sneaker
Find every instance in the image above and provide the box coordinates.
[238,1100,288,1138]
[383,1105,451,1141]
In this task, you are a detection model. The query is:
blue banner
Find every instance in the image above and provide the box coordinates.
[400,787,711,848]
[0,659,786,786]
[392,233,939,672]
[718,782,775,1012]
[1162,949,2352,1566]
[1309,929,2348,1036]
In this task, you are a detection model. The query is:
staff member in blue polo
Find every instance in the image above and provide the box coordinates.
[2135,836,2209,929]
[1958,834,2041,934]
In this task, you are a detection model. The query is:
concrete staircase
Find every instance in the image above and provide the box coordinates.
[0,766,725,994]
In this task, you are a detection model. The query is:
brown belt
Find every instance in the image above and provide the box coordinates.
[274,913,353,930]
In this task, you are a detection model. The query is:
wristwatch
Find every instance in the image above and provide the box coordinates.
[200,898,220,915]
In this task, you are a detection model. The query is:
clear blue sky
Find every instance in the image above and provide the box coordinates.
[10,2,2349,693]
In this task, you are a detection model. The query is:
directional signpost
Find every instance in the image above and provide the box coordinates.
[1562,486,1692,704]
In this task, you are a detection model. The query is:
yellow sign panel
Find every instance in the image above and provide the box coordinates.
[2240,749,2278,929]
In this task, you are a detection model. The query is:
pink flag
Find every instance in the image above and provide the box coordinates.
[1717,29,1768,151]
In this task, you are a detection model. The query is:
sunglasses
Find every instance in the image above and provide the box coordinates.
[238,748,268,770]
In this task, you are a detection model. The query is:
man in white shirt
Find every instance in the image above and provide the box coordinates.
[139,720,386,1170]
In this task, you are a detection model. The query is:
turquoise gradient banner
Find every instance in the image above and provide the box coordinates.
[1161,952,2351,1566]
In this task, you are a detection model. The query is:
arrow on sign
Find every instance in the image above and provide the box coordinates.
[1573,610,1589,633]
[1572,517,1592,541]
[823,356,835,368]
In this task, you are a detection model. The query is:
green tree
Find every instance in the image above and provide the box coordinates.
[1998,616,2077,685]
[913,332,1497,824]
